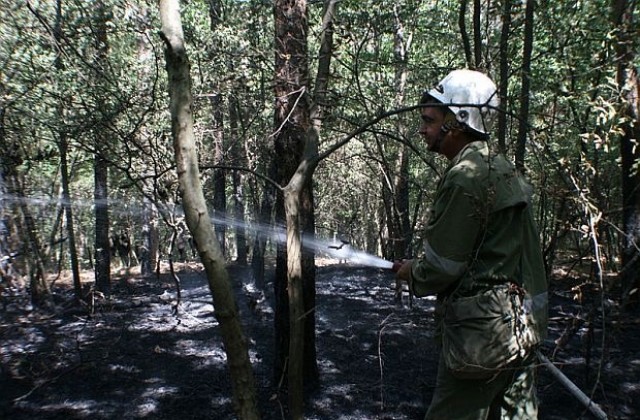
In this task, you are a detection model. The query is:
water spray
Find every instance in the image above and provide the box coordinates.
[3,194,395,270]
[304,237,394,269]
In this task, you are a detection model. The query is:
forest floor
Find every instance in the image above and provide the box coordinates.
[1,260,639,419]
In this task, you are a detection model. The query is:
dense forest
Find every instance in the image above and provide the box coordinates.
[1,0,639,419]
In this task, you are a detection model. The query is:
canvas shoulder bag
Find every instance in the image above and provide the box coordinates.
[441,282,540,379]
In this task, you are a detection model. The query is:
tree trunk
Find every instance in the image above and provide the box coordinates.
[212,92,227,257]
[55,0,81,299]
[0,108,8,261]
[611,0,640,306]
[459,0,473,68]
[158,1,259,418]
[134,3,158,277]
[497,0,513,154]
[230,97,247,265]
[59,133,82,297]
[207,0,227,258]
[140,195,158,276]
[251,170,276,287]
[94,0,110,297]
[515,0,534,171]
[9,174,50,305]
[94,152,111,296]
[273,1,339,416]
[392,5,411,258]
[473,0,482,69]
[273,3,312,408]
[0,176,7,265]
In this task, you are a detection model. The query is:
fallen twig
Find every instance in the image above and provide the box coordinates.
[537,350,608,419]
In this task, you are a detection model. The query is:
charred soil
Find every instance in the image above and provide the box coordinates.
[1,263,639,419]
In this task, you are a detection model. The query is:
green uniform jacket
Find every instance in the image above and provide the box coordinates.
[411,141,548,338]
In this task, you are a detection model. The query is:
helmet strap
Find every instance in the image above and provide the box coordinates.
[442,111,490,142]
[441,112,461,133]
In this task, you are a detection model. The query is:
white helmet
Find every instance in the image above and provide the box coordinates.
[427,69,499,136]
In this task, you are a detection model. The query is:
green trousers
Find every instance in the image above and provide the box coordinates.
[425,353,538,420]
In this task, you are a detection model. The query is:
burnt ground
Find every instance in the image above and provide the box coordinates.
[1,261,639,419]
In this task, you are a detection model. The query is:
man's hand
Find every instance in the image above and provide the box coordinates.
[393,259,413,281]
[393,259,414,307]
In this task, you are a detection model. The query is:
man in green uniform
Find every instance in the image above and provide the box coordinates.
[393,69,548,419]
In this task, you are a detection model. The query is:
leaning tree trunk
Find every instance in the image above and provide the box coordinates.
[158,1,259,418]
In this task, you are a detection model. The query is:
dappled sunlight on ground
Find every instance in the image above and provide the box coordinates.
[1,262,639,418]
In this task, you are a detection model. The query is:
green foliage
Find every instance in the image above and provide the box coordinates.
[0,0,636,278]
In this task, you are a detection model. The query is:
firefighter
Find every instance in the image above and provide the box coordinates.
[394,69,548,419]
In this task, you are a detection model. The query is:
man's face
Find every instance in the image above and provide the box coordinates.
[418,106,445,152]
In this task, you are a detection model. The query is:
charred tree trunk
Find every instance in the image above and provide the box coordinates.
[59,134,81,297]
[230,97,247,265]
[459,0,473,68]
[208,0,227,258]
[54,0,81,299]
[134,4,159,277]
[473,0,482,69]
[94,152,110,296]
[392,6,411,258]
[93,0,110,297]
[140,196,158,275]
[273,2,316,415]
[611,0,640,307]
[251,168,276,287]
[273,1,338,417]
[515,0,534,171]
[158,1,259,418]
[10,175,50,305]
[497,0,513,154]
[0,107,8,262]
[211,92,227,257]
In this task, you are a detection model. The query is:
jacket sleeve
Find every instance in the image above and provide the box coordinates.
[411,182,484,296]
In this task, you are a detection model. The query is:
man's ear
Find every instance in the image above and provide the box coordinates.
[448,126,470,143]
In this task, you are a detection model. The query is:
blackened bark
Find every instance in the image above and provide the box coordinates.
[10,175,50,305]
[140,195,158,275]
[94,153,111,296]
[94,0,111,297]
[230,97,247,265]
[273,1,325,417]
[473,0,482,68]
[212,93,227,257]
[459,0,473,68]
[392,6,411,258]
[611,0,640,306]
[497,0,513,154]
[55,0,81,299]
[515,0,534,171]
[251,167,276,287]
